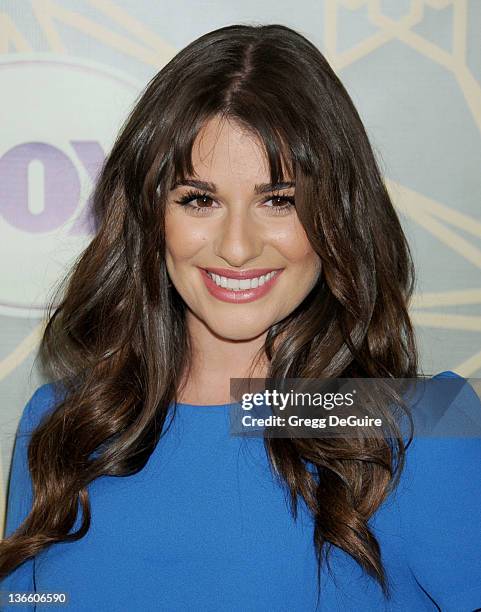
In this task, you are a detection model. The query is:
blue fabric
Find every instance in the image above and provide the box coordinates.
[2,370,481,611]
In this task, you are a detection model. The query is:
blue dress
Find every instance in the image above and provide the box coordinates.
[2,370,481,611]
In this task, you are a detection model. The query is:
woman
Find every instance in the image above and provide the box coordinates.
[2,23,481,611]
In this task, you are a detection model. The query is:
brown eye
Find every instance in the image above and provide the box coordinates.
[263,195,296,215]
[174,191,216,215]
[176,191,213,206]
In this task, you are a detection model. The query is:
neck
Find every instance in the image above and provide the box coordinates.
[177,311,270,405]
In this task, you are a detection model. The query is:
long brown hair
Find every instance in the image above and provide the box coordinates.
[1,23,419,600]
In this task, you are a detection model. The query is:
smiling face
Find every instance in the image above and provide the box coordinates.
[165,114,322,342]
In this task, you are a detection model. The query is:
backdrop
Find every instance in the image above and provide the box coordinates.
[1,0,480,534]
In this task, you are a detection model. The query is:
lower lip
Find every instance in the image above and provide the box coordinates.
[200,268,283,303]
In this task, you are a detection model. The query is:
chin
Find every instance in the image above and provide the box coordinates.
[207,320,270,342]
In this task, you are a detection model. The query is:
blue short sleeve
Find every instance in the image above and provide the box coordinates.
[2,384,57,608]
[400,371,481,610]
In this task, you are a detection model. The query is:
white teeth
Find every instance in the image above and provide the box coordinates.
[227,277,240,290]
[207,270,278,291]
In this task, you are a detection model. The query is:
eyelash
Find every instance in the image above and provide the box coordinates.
[174,189,296,216]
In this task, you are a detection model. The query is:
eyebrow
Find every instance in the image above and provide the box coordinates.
[171,179,295,194]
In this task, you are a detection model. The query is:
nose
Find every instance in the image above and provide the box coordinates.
[214,207,263,267]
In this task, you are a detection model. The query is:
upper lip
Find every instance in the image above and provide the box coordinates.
[202,267,283,279]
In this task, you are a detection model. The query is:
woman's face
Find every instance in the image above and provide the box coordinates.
[165,115,322,341]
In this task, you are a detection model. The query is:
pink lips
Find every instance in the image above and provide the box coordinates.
[203,267,283,279]
[199,267,283,303]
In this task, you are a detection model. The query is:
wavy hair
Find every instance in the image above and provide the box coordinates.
[1,23,419,601]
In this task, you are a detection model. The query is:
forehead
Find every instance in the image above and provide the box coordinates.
[187,115,291,184]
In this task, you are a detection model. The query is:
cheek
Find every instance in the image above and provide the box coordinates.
[165,215,208,261]
[271,223,319,266]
